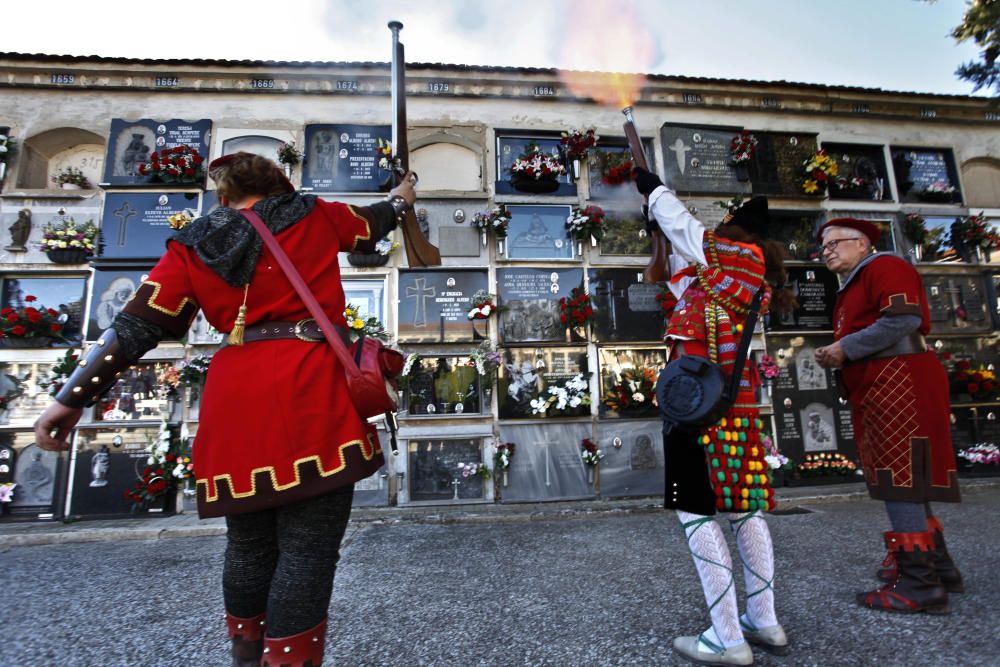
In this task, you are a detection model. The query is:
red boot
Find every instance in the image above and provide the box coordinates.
[876,517,964,593]
[262,618,327,667]
[226,611,266,667]
[858,531,950,614]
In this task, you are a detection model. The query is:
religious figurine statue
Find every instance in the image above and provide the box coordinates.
[89,445,110,487]
[5,208,31,252]
[122,133,150,177]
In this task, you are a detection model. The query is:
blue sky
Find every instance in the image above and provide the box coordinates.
[3,0,987,96]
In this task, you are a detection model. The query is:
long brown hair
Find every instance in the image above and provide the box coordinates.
[714,224,797,315]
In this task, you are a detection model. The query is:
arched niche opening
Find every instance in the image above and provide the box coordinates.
[16,127,105,189]
[410,140,482,192]
[960,157,1000,208]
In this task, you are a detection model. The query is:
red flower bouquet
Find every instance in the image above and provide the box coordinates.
[558,287,594,328]
[729,131,758,164]
[0,295,64,342]
[949,358,1000,402]
[137,144,205,184]
[559,128,598,161]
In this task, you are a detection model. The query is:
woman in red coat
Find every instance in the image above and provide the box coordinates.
[34,152,417,666]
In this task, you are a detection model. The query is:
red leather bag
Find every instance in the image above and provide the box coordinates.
[241,209,403,420]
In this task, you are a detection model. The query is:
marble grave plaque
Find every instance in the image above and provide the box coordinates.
[660,124,748,194]
[398,270,489,343]
[103,119,211,187]
[302,124,391,192]
[497,268,585,343]
[99,192,199,260]
[767,265,839,332]
[588,268,663,342]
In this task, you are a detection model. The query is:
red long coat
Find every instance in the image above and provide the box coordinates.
[835,254,960,503]
[124,201,383,517]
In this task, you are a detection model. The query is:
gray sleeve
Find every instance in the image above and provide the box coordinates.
[839,314,923,361]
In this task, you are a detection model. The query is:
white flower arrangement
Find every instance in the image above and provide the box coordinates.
[510,143,566,181]
[375,236,400,256]
[923,180,956,195]
[581,447,604,466]
[958,442,1000,465]
[531,373,592,415]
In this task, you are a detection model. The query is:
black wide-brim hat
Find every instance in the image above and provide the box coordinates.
[816,217,881,246]
[209,152,295,194]
[726,196,769,235]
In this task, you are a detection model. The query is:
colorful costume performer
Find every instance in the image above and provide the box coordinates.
[640,170,786,666]
[818,217,962,615]
[51,154,409,666]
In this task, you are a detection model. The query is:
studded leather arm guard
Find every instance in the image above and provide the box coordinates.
[55,329,135,409]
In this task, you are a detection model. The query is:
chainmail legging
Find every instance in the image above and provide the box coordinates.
[223,484,354,637]
[728,511,777,629]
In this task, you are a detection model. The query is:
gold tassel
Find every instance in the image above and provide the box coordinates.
[228,284,249,346]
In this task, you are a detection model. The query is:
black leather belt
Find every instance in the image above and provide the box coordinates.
[241,318,349,345]
[867,332,927,360]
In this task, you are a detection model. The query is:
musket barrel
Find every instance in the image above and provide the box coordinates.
[388,21,403,159]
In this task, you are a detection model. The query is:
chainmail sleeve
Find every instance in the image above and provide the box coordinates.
[113,311,167,361]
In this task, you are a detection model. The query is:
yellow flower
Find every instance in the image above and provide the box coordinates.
[352,318,364,329]
[802,179,819,193]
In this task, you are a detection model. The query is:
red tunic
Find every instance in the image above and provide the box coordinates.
[124,200,383,517]
[834,254,960,503]
[664,232,775,513]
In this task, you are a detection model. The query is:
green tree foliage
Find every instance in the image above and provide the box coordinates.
[951,0,1000,97]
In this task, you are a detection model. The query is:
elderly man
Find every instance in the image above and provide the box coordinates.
[814,218,962,615]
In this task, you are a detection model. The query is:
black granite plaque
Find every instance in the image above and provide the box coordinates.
[821,142,892,201]
[597,211,654,256]
[588,268,664,342]
[495,134,575,196]
[302,124,391,192]
[659,124,748,194]
[497,268,585,343]
[398,270,489,343]
[103,119,211,187]
[757,211,822,261]
[504,205,574,260]
[748,132,820,197]
[99,192,199,260]
[950,407,976,452]
[408,438,485,501]
[69,428,170,516]
[767,265,839,332]
[767,334,856,464]
[891,147,961,203]
[87,267,151,341]
[498,347,589,420]
[0,275,87,346]
[922,275,991,334]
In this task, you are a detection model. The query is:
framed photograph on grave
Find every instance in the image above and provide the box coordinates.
[398,270,489,343]
[0,274,87,347]
[301,124,392,192]
[497,268,585,343]
[891,147,961,204]
[586,137,653,200]
[497,346,590,420]
[766,265,839,332]
[659,123,749,194]
[69,426,171,516]
[93,362,173,422]
[765,334,857,464]
[406,437,486,502]
[747,132,820,197]
[87,267,152,341]
[922,274,991,334]
[400,354,483,417]
[503,205,574,260]
[820,142,892,201]
[588,268,664,342]
[495,133,575,196]
[596,347,667,419]
[99,192,200,261]
[597,210,654,257]
[102,119,211,187]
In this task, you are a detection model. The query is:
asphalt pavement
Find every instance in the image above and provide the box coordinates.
[2,479,999,666]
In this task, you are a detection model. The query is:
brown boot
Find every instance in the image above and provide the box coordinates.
[262,617,326,667]
[858,531,950,614]
[226,611,266,667]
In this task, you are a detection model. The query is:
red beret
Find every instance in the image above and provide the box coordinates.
[209,152,295,194]
[816,217,880,246]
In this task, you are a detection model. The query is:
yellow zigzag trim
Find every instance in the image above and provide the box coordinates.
[345,205,372,251]
[197,431,380,503]
[129,280,198,316]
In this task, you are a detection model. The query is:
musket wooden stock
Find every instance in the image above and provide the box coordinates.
[389,21,442,267]
[622,113,670,284]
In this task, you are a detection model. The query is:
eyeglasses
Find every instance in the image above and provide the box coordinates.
[820,237,862,253]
